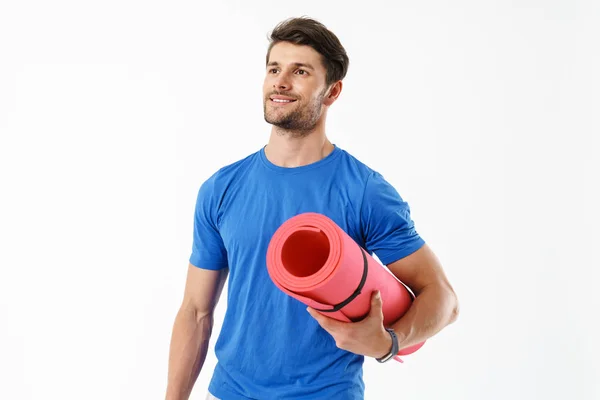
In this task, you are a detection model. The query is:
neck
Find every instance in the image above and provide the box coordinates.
[264,125,334,168]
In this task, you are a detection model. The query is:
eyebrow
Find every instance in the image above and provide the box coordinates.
[267,61,315,71]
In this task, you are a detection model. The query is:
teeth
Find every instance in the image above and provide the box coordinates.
[272,99,294,103]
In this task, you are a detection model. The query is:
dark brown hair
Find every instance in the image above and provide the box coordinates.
[266,16,350,87]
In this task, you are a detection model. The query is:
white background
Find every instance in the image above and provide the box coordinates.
[0,1,598,399]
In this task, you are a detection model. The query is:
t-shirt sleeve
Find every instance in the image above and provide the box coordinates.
[188,173,228,270]
[360,171,426,265]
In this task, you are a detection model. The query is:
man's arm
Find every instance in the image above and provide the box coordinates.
[387,243,459,351]
[165,263,228,400]
[306,243,458,359]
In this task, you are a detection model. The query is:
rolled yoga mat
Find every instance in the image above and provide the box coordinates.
[266,212,425,363]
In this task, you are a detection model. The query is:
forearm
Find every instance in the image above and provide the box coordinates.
[165,307,214,400]
[391,283,459,351]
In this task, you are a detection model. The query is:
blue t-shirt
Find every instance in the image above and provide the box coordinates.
[189,144,425,400]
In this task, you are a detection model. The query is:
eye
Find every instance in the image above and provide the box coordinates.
[269,68,278,74]
[296,69,308,75]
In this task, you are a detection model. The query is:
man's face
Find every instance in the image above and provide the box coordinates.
[263,42,330,134]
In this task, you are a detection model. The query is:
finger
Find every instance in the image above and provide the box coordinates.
[307,307,344,332]
[306,307,330,331]
[368,290,384,320]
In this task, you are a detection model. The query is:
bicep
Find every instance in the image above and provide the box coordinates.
[386,244,453,296]
[181,263,228,317]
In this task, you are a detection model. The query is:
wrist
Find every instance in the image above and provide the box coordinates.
[376,329,393,358]
[376,328,399,363]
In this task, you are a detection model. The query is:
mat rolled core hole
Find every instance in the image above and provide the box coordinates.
[281,228,330,277]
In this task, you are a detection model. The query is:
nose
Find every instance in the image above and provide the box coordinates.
[273,72,290,91]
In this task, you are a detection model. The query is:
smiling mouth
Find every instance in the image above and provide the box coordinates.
[270,98,297,105]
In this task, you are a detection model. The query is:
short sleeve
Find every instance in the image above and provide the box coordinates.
[360,171,426,265]
[188,173,228,270]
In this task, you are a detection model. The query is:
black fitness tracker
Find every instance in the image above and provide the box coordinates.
[376,327,399,363]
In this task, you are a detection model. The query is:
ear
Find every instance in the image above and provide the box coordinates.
[323,81,342,106]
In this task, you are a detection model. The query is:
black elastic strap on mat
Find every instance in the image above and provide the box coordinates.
[314,246,369,314]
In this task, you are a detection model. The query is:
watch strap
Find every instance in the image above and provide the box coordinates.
[376,328,399,363]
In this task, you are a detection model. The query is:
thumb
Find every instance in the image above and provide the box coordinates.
[369,290,384,319]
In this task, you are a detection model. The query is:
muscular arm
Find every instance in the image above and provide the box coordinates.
[165,264,228,400]
[387,244,459,350]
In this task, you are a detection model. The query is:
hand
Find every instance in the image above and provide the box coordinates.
[306,290,393,359]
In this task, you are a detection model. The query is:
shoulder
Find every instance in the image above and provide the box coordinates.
[199,149,261,195]
[334,146,379,186]
[337,147,405,194]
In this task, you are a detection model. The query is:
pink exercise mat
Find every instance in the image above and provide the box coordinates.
[266,212,425,363]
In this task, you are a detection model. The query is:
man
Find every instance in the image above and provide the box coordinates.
[166,16,459,400]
